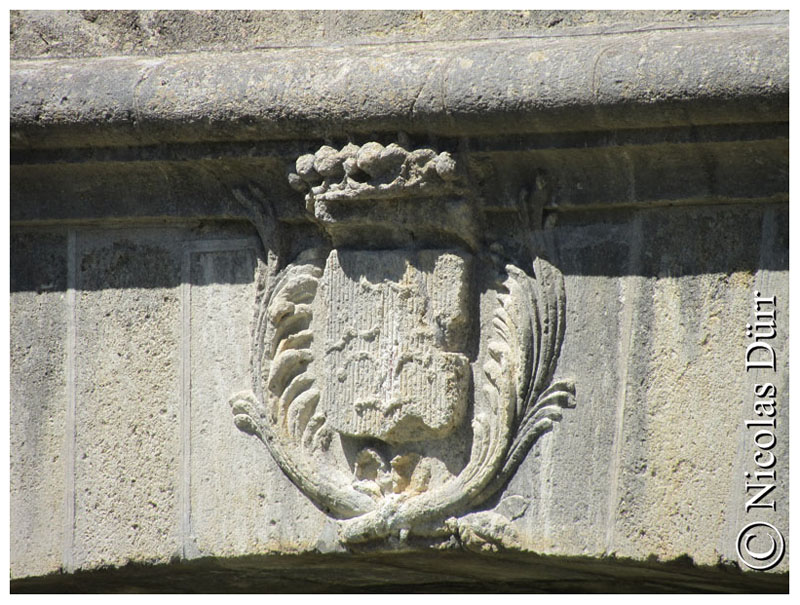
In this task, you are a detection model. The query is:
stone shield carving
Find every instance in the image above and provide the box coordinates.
[230,143,575,549]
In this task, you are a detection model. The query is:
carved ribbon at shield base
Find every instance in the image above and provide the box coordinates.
[229,142,576,551]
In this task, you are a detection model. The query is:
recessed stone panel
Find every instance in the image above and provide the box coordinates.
[10,230,68,578]
[72,229,183,569]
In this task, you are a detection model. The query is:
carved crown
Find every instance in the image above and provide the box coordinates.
[288,142,467,210]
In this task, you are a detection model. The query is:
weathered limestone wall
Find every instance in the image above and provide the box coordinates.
[9,9,777,59]
[10,10,788,590]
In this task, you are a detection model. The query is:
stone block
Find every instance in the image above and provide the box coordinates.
[71,229,183,569]
[10,231,68,578]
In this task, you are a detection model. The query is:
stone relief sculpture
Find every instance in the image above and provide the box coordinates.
[229,142,575,551]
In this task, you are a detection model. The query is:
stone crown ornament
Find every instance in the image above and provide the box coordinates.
[230,142,576,551]
[288,142,463,207]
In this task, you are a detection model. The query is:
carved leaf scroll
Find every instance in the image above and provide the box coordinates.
[484,258,576,499]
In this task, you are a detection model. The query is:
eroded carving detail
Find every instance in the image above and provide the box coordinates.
[230,142,575,549]
[288,143,463,210]
[320,249,471,444]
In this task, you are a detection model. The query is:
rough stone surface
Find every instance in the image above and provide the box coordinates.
[10,232,68,579]
[513,204,789,567]
[9,9,789,591]
[72,229,184,570]
[10,10,775,59]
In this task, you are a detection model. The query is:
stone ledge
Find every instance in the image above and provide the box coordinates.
[10,16,787,150]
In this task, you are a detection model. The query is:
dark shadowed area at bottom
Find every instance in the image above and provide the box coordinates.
[11,549,788,594]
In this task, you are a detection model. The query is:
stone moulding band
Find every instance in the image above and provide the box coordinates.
[10,18,788,150]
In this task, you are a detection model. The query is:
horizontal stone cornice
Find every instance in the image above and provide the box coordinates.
[10,16,788,150]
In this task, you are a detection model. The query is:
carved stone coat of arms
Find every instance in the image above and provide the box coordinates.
[229,142,575,550]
